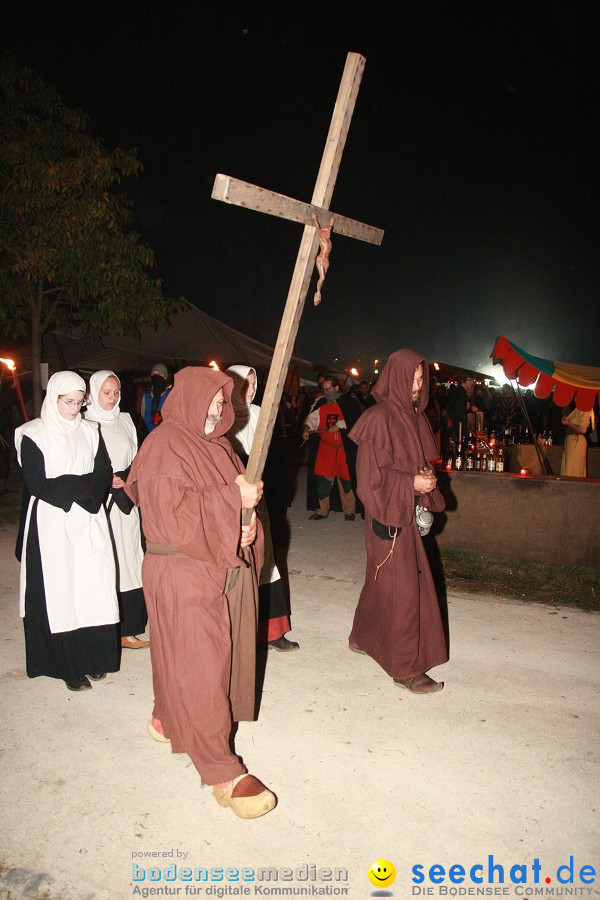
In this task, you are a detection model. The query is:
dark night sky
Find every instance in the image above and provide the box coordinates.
[4,2,599,379]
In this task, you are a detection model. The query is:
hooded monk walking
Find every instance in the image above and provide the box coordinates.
[126,367,276,818]
[348,349,448,694]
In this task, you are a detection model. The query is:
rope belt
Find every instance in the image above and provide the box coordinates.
[374,529,398,581]
[145,541,188,558]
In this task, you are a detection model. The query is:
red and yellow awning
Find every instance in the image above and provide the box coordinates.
[491,336,600,411]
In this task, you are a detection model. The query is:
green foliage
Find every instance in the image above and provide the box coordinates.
[0,51,178,344]
[440,549,599,612]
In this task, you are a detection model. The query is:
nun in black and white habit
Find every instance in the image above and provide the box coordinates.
[85,370,148,649]
[14,370,120,691]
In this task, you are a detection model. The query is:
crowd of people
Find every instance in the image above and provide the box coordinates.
[8,352,597,820]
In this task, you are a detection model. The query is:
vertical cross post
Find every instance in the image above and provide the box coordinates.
[212,52,383,500]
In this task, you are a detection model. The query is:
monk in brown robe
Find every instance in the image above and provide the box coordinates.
[126,366,277,818]
[348,349,448,694]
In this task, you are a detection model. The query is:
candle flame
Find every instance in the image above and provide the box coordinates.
[350,367,358,377]
[209,360,220,370]
[0,357,16,371]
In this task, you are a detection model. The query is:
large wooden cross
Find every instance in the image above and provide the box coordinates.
[212,52,383,523]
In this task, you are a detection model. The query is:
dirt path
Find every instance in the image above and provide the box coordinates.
[1,465,598,899]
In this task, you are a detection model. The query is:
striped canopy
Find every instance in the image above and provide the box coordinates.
[491,336,600,411]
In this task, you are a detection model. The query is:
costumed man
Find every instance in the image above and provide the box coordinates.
[125,367,277,819]
[302,376,363,521]
[225,364,299,653]
[140,363,172,434]
[355,380,376,410]
[348,349,448,694]
[560,405,593,477]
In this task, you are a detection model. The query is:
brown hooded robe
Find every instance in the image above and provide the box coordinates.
[126,367,263,785]
[348,349,448,680]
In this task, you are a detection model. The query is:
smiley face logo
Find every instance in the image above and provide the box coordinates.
[368,858,396,888]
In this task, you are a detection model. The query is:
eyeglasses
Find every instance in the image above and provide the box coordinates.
[59,398,85,408]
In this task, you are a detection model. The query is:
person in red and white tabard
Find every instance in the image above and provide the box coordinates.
[301,376,363,521]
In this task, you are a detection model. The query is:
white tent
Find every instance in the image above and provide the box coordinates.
[38,299,323,380]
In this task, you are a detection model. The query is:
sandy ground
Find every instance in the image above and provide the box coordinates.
[0,462,599,900]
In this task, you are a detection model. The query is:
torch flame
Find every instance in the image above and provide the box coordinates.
[350,368,358,377]
[0,357,16,371]
[209,360,220,371]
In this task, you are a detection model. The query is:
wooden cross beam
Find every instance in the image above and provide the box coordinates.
[212,174,384,247]
[211,51,383,513]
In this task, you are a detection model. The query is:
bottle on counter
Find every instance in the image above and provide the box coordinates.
[454,441,465,471]
[496,445,505,473]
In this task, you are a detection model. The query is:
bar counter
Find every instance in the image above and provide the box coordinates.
[504,444,600,477]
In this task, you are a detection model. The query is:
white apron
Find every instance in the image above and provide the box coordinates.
[17,419,119,634]
[97,414,144,592]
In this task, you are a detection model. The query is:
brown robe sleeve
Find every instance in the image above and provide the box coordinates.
[135,474,244,569]
[356,442,416,527]
[356,438,445,525]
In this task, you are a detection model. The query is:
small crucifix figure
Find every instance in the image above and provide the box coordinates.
[312,212,335,306]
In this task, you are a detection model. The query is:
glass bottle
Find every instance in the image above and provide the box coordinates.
[466,446,475,471]
[496,445,505,473]
[454,441,464,471]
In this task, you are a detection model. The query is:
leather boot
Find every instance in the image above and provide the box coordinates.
[393,673,444,694]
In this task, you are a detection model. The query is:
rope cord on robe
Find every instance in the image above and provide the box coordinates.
[374,529,398,581]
